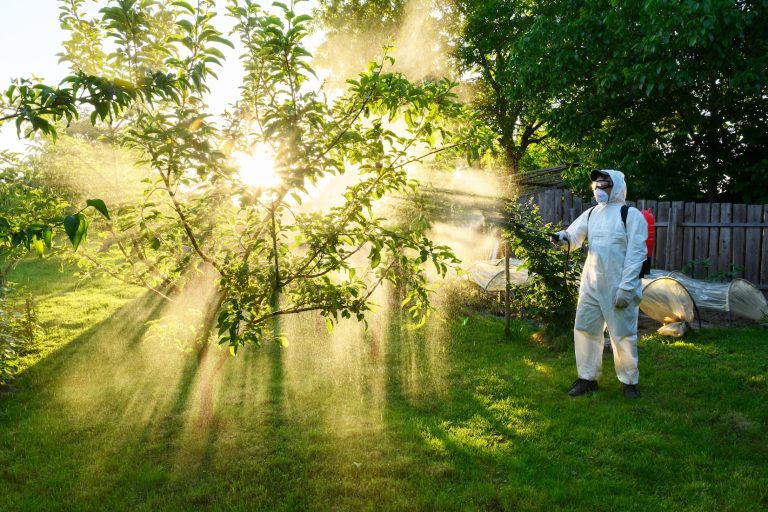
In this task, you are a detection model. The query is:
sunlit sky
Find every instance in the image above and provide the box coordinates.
[0,0,321,154]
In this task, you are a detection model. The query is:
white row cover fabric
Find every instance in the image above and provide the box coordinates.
[466,263,768,326]
[465,258,529,292]
[639,276,697,325]
[642,270,768,322]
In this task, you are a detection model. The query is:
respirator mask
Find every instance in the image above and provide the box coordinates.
[591,176,613,204]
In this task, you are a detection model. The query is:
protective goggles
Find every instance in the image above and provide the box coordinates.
[591,178,613,190]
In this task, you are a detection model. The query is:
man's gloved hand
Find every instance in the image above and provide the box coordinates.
[550,231,568,247]
[614,288,635,309]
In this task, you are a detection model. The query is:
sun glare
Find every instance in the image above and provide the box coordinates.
[234,146,281,189]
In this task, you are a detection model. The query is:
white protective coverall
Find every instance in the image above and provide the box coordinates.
[561,170,648,384]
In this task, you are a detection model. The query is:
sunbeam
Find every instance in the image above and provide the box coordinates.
[233,145,281,189]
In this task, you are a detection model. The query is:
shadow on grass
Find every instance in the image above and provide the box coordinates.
[377,319,768,511]
[0,280,240,509]
[2,284,766,511]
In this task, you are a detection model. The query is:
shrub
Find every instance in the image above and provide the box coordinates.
[503,200,584,340]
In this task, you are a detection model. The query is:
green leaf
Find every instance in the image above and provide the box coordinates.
[292,14,312,25]
[369,247,381,268]
[42,227,52,249]
[208,34,235,49]
[63,213,88,250]
[31,234,45,256]
[172,1,196,15]
[86,198,110,220]
[176,19,194,34]
[325,317,334,333]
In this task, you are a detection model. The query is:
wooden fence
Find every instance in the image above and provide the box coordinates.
[530,188,768,292]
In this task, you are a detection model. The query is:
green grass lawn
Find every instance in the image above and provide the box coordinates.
[1,258,767,511]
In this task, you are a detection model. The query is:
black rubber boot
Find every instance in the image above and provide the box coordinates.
[623,384,641,398]
[568,378,598,397]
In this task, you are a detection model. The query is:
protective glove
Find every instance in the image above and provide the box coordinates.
[550,231,568,247]
[614,288,635,309]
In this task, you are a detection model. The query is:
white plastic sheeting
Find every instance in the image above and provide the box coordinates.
[638,276,697,325]
[643,270,768,322]
[466,258,529,292]
[466,260,768,325]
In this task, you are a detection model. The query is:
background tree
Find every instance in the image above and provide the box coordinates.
[313,0,453,89]
[452,0,553,177]
[316,0,768,203]
[517,0,768,202]
[314,0,574,185]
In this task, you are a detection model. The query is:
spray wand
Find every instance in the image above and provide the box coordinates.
[481,211,559,242]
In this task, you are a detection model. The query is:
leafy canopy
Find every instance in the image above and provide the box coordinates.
[40,0,478,350]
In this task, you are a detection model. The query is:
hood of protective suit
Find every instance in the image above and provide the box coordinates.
[598,169,627,205]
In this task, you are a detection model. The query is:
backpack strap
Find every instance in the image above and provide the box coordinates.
[620,204,629,229]
[586,206,596,224]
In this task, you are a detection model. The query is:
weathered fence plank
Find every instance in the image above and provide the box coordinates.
[745,205,763,285]
[671,202,684,270]
[708,204,721,275]
[544,189,555,223]
[718,203,733,276]
[554,189,563,224]
[694,202,711,279]
[762,205,768,286]
[573,196,584,222]
[732,204,747,279]
[655,202,670,269]
[683,202,696,270]
[666,206,681,273]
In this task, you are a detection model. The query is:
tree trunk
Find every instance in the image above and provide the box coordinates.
[195,292,227,427]
[504,149,523,195]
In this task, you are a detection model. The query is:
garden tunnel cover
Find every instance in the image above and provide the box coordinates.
[466,260,768,325]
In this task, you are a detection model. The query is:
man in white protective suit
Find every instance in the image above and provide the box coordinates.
[552,169,647,398]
